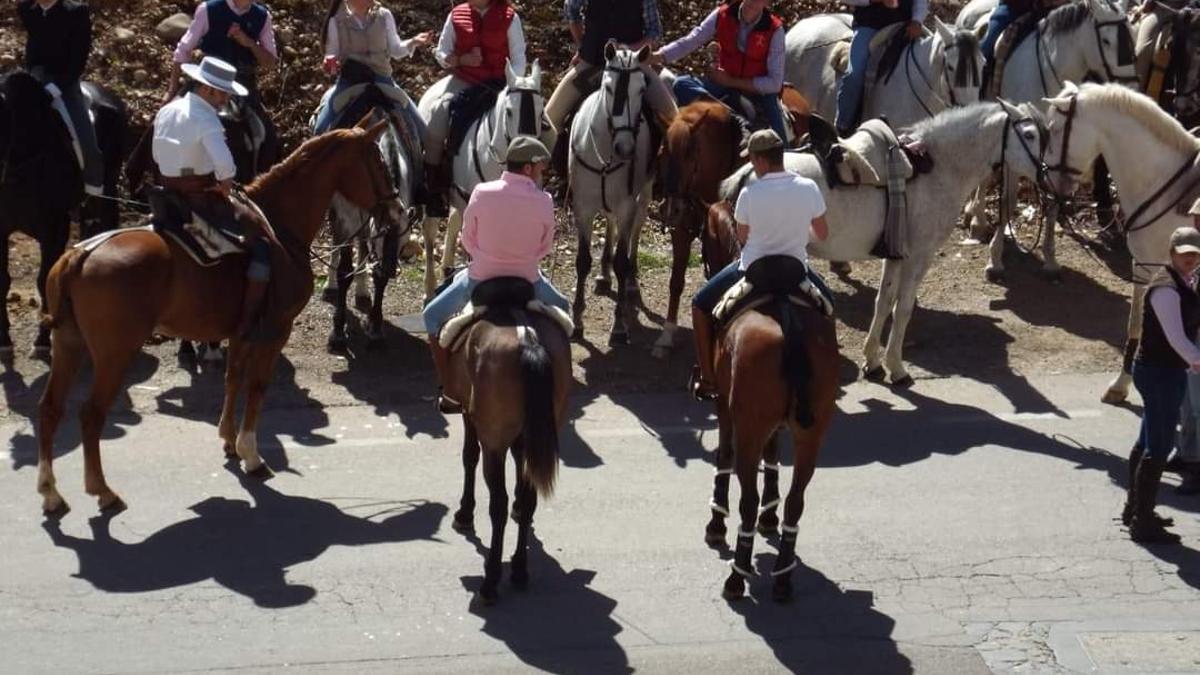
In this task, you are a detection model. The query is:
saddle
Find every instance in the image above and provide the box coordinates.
[712,256,833,328]
[447,82,503,158]
[866,23,918,87]
[439,277,575,350]
[144,184,265,267]
[990,11,1045,98]
[694,83,807,148]
[42,81,91,171]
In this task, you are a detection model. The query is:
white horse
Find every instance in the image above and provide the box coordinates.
[956,0,1136,281]
[569,44,656,345]
[417,60,545,298]
[714,100,1045,384]
[1041,81,1199,402]
[784,15,983,129]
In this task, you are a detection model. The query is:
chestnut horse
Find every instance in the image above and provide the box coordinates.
[35,119,404,517]
[699,211,840,603]
[653,91,811,358]
[444,288,572,605]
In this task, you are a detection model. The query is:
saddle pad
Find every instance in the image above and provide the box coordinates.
[713,276,833,324]
[153,212,246,268]
[330,81,412,115]
[75,224,155,252]
[440,299,575,350]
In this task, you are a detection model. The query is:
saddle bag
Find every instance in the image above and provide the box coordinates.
[471,277,536,307]
[745,255,809,294]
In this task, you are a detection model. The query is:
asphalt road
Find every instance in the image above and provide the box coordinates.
[2,373,1200,674]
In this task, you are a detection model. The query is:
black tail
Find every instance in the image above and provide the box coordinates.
[517,315,559,498]
[776,298,815,428]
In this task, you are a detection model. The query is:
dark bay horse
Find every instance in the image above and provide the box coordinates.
[444,282,572,604]
[36,119,404,517]
[652,91,811,358]
[700,208,840,603]
[0,71,126,358]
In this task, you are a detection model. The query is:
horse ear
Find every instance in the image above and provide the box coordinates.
[996,97,1021,119]
[530,59,542,86]
[506,59,517,86]
[933,17,955,45]
[604,40,618,63]
[637,44,652,63]
[364,117,388,141]
[354,111,374,130]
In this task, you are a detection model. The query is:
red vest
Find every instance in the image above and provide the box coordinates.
[451,1,514,84]
[715,2,782,79]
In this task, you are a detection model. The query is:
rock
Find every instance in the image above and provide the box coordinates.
[113,27,136,43]
[27,297,38,308]
[7,292,20,304]
[132,69,149,85]
[277,27,296,46]
[155,13,192,47]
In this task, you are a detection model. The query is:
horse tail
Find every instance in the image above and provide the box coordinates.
[517,315,559,498]
[41,248,88,331]
[776,298,815,429]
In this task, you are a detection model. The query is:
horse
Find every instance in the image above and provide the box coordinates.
[35,119,405,517]
[0,71,126,359]
[417,61,546,299]
[1143,2,1200,127]
[698,258,841,602]
[568,44,658,345]
[1040,81,1200,403]
[442,280,572,605]
[311,87,419,353]
[709,100,1045,384]
[955,0,1136,282]
[784,15,983,129]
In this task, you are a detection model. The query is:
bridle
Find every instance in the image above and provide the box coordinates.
[572,61,647,212]
[997,103,1051,194]
[1034,8,1137,95]
[902,33,980,118]
[452,84,542,201]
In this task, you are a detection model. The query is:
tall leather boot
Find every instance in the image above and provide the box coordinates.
[1123,445,1175,526]
[423,162,449,218]
[427,336,462,414]
[1129,455,1182,544]
[690,306,719,401]
[237,278,269,341]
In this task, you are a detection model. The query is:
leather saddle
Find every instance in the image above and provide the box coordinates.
[439,277,575,349]
[713,256,833,327]
[146,185,252,267]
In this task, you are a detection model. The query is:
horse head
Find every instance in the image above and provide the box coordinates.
[1040,81,1095,195]
[932,17,983,107]
[1081,0,1138,86]
[1171,7,1200,123]
[328,115,407,228]
[491,59,545,155]
[600,42,650,161]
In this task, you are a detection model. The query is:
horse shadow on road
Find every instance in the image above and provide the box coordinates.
[458,535,630,674]
[41,464,447,608]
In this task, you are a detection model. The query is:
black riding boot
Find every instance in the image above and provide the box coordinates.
[1123,445,1175,526]
[423,162,449,218]
[1129,455,1182,545]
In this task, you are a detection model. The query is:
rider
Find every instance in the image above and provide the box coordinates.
[979,0,1067,96]
[16,0,103,197]
[167,0,279,163]
[151,56,273,341]
[835,0,927,137]
[689,129,830,400]
[425,0,528,216]
[313,0,432,136]
[545,0,678,144]
[422,137,570,414]
[650,0,788,141]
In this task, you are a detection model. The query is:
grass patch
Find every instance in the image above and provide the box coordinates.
[636,249,703,271]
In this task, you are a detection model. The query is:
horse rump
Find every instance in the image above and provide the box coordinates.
[40,248,89,331]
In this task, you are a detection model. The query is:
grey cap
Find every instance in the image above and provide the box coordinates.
[741,128,784,158]
[505,136,551,164]
[1171,226,1200,254]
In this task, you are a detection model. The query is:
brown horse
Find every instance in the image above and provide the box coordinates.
[700,206,840,603]
[35,118,404,517]
[444,283,572,604]
[652,90,811,358]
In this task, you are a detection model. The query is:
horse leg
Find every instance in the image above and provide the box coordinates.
[705,399,734,547]
[34,213,69,358]
[862,259,903,381]
[217,340,249,460]
[882,257,933,387]
[79,341,141,513]
[609,217,634,346]
[985,190,1008,283]
[322,245,341,303]
[234,342,284,479]
[1104,282,1146,404]
[595,217,615,295]
[653,224,692,359]
[771,428,821,603]
[452,418,481,533]
[757,432,782,536]
[0,238,12,358]
[421,215,440,301]
[509,437,536,591]
[967,185,993,243]
[479,447,508,605]
[441,208,463,281]
[1041,198,1062,283]
[723,430,764,601]
[627,187,651,301]
[366,226,397,348]
[571,206,596,340]
[37,320,86,518]
[327,244,354,353]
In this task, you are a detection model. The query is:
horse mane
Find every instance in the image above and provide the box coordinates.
[247,128,359,196]
[1043,1,1094,36]
[1077,82,1200,153]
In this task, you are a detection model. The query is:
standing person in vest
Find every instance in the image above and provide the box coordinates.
[544,0,678,141]
[1123,226,1200,545]
[167,0,279,165]
[16,0,103,197]
[313,0,432,137]
[835,0,927,136]
[650,0,788,141]
[424,0,527,216]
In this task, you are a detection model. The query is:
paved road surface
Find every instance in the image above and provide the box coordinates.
[2,373,1199,674]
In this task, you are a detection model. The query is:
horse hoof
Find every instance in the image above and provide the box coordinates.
[1041,268,1063,284]
[608,331,631,347]
[891,375,915,389]
[452,516,474,534]
[246,463,275,481]
[327,335,348,354]
[593,278,612,295]
[830,261,852,276]
[99,496,127,515]
[320,286,338,303]
[42,500,71,521]
[862,365,886,382]
[1101,388,1128,405]
[722,575,746,601]
[984,267,1006,284]
[222,442,238,459]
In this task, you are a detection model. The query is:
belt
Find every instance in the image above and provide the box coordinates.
[158,173,218,194]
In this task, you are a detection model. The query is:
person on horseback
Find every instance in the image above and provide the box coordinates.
[835,0,927,137]
[151,56,273,341]
[422,137,570,414]
[978,0,1068,96]
[313,0,432,136]
[545,0,678,147]
[16,0,103,197]
[650,0,789,142]
[689,129,831,400]
[423,0,528,217]
[167,0,279,163]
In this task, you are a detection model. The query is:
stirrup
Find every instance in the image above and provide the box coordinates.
[689,366,718,402]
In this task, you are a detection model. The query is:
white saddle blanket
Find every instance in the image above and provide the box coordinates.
[713,276,833,323]
[440,300,575,350]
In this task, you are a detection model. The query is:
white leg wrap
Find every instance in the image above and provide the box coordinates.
[730,560,755,578]
[781,524,800,534]
[771,559,799,577]
[709,499,730,517]
[761,462,780,472]
[737,528,756,539]
[714,467,734,476]
[758,498,780,514]
[236,430,262,470]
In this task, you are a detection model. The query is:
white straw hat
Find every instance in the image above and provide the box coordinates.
[181,56,248,97]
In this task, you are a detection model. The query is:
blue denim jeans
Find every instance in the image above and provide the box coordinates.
[835,26,879,132]
[671,75,788,141]
[981,3,1018,63]
[422,269,571,335]
[691,261,834,313]
[1178,370,1200,462]
[1133,361,1188,459]
[313,72,427,140]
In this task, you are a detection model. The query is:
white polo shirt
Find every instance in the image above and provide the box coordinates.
[151,92,237,181]
[733,170,826,271]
